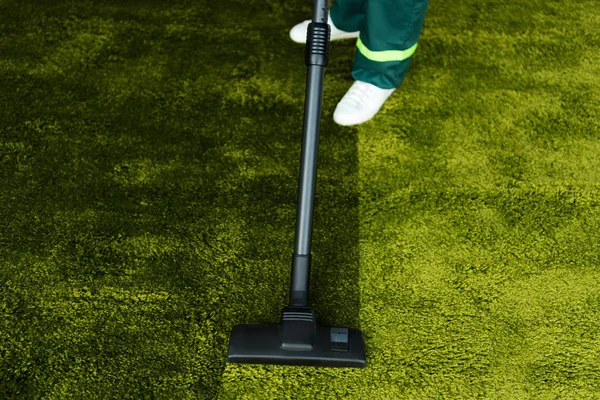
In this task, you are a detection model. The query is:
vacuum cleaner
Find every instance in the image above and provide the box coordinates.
[226,0,367,368]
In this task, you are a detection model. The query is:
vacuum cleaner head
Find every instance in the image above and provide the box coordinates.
[227,306,366,368]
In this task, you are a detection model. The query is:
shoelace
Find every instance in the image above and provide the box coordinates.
[343,82,373,110]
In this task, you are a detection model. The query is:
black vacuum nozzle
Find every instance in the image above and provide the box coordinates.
[227,307,366,368]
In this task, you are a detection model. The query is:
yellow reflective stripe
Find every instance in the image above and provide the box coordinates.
[356,36,418,62]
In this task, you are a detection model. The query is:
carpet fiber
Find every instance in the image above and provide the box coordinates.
[1,0,599,398]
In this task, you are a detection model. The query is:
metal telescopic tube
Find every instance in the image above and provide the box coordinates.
[295,67,324,255]
[289,0,330,307]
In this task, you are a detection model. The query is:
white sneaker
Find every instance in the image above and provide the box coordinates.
[333,81,396,126]
[289,14,359,44]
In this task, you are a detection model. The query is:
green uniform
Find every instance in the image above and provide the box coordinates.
[330,0,430,89]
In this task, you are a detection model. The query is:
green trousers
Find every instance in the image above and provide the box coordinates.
[330,0,430,89]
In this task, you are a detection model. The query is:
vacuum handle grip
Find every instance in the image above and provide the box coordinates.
[305,22,330,67]
[306,0,331,66]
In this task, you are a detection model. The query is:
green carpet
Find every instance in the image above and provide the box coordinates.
[1,0,599,398]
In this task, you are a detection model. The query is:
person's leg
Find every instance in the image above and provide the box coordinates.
[333,0,430,125]
[329,0,366,33]
[352,0,430,89]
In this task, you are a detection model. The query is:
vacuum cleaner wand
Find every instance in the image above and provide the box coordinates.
[226,0,367,368]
